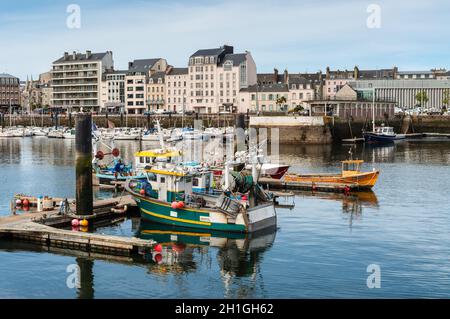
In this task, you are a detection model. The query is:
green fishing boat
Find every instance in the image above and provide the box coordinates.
[126,161,277,233]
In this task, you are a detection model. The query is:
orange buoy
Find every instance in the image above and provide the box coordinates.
[154,243,163,252]
[177,201,185,209]
[139,189,145,195]
[80,219,89,227]
[22,199,30,207]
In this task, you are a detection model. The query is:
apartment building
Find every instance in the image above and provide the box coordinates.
[188,45,257,113]
[165,67,188,112]
[0,73,20,111]
[125,58,167,114]
[147,72,165,112]
[99,70,126,113]
[239,83,289,112]
[52,50,113,111]
[323,66,397,99]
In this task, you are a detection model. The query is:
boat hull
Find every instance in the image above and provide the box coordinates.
[284,171,379,189]
[363,132,406,144]
[262,164,290,180]
[135,195,247,232]
[133,193,277,233]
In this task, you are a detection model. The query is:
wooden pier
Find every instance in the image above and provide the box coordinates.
[0,195,155,256]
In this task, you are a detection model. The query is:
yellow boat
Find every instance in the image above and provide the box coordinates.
[284,160,379,189]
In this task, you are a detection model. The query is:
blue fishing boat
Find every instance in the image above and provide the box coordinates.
[363,125,406,144]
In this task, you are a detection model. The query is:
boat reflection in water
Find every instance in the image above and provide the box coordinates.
[298,190,379,228]
[137,221,276,283]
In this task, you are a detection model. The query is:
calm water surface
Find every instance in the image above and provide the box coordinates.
[1,137,450,298]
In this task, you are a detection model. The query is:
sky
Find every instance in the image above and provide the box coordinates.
[1,0,450,80]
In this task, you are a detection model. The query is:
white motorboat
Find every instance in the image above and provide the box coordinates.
[63,129,76,139]
[47,128,65,139]
[114,128,141,140]
[142,128,171,141]
[203,127,223,139]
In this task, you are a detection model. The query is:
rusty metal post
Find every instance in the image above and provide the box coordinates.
[75,113,93,216]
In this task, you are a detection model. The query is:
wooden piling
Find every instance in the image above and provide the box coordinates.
[235,113,246,152]
[75,113,93,216]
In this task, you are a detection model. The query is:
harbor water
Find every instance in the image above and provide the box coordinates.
[1,137,450,298]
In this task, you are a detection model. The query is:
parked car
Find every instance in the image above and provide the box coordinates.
[144,111,155,116]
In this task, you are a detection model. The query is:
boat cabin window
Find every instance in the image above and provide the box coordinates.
[343,162,360,171]
[193,177,200,187]
[160,177,165,183]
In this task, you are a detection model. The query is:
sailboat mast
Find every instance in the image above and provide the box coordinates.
[9,100,12,127]
[372,87,375,132]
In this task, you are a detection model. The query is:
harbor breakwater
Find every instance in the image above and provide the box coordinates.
[332,115,450,141]
[249,116,333,144]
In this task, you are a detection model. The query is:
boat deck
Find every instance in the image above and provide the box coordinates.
[259,177,363,193]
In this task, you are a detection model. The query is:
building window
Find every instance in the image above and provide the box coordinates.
[224,61,233,71]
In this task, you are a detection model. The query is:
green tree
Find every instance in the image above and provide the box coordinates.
[415,91,429,108]
[276,96,287,111]
[442,90,450,112]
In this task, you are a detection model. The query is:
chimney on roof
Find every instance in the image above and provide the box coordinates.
[86,50,92,59]
[223,45,234,55]
[64,52,69,60]
[284,69,289,84]
[274,68,279,83]
[72,51,77,60]
[128,62,133,69]
[393,66,398,79]
[166,65,173,75]
[354,66,359,79]
[326,66,330,79]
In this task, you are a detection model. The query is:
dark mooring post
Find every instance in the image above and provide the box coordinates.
[75,113,93,216]
[76,257,94,299]
[235,113,246,153]
[146,113,151,129]
[68,112,72,128]
[120,112,124,127]
[55,111,59,129]
[0,113,4,129]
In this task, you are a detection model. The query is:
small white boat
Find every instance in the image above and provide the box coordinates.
[63,129,76,139]
[47,128,65,139]
[203,127,223,139]
[114,128,141,140]
[31,127,49,137]
[142,129,170,141]
[183,130,204,140]
[0,129,15,138]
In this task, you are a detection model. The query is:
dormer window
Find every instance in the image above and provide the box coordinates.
[224,60,233,71]
[149,79,153,84]
[291,84,296,90]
